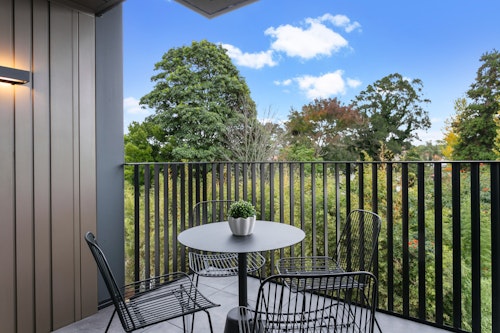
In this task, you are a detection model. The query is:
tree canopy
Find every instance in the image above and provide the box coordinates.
[139,40,256,161]
[450,50,500,160]
[284,98,362,161]
[353,73,431,160]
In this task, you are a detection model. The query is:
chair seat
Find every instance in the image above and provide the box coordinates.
[189,251,265,277]
[85,232,219,333]
[277,256,342,274]
[123,273,218,330]
[237,272,378,333]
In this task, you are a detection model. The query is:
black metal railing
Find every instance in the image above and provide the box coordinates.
[124,161,500,333]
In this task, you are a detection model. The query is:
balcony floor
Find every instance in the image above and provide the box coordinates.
[52,275,449,333]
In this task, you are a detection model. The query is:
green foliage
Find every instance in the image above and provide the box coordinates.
[284,98,362,161]
[452,50,500,160]
[406,141,445,161]
[492,97,500,159]
[279,144,321,162]
[353,73,431,160]
[140,40,256,161]
[228,200,256,218]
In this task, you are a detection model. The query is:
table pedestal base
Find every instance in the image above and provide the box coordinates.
[223,307,240,333]
[224,307,261,333]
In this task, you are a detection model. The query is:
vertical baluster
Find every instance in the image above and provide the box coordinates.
[471,162,481,333]
[417,162,426,320]
[144,165,151,279]
[434,162,443,325]
[163,165,170,275]
[154,164,160,277]
[402,162,409,317]
[451,162,462,329]
[323,162,329,257]
[387,162,394,312]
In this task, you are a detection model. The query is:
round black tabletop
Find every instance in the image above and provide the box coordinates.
[178,220,305,253]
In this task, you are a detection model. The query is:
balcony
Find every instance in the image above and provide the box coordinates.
[62,160,499,332]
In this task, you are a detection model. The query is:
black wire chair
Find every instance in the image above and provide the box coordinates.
[277,209,382,277]
[238,272,378,333]
[188,200,266,286]
[85,232,219,333]
[277,209,382,331]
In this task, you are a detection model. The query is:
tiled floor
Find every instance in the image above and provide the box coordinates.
[52,276,449,333]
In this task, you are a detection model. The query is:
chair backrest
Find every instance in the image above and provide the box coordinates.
[242,272,377,333]
[191,200,234,225]
[336,209,382,272]
[85,232,135,331]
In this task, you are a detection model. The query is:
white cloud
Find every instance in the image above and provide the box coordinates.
[264,13,359,60]
[295,70,350,99]
[274,79,292,86]
[347,78,362,88]
[124,97,149,115]
[222,44,277,69]
[265,21,347,59]
[319,14,361,33]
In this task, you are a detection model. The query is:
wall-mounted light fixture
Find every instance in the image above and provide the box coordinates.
[0,65,30,85]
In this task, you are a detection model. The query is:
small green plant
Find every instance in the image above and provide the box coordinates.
[228,200,256,219]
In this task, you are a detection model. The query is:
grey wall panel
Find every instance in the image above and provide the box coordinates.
[95,3,124,304]
[78,11,98,318]
[33,0,53,330]
[0,2,17,332]
[50,4,77,328]
[0,0,101,330]
[50,4,99,329]
[14,0,35,331]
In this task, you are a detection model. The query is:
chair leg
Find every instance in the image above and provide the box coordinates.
[105,309,116,333]
[204,309,215,333]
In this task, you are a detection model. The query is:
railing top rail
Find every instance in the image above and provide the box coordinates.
[124,160,500,166]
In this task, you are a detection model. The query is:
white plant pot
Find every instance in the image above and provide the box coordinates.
[228,216,256,236]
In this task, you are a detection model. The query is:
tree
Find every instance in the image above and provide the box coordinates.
[284,98,363,161]
[124,121,168,183]
[140,40,256,161]
[223,107,284,162]
[353,73,431,160]
[452,50,500,160]
[492,96,500,159]
[442,98,466,160]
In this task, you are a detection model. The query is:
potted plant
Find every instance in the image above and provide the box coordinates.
[228,200,257,236]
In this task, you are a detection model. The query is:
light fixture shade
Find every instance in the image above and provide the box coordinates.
[0,65,30,85]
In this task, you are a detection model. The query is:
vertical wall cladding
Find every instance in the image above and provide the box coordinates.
[50,3,97,330]
[0,0,17,331]
[15,0,35,331]
[0,0,97,331]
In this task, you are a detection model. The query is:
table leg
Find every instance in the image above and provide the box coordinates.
[238,252,248,306]
[225,253,249,333]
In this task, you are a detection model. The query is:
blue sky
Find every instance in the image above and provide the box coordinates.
[123,0,500,144]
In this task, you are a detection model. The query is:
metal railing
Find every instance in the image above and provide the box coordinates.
[124,161,500,333]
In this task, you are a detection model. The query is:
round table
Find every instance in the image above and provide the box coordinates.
[178,220,305,306]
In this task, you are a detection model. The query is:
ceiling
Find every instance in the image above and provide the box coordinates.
[62,0,259,17]
[173,0,259,18]
[50,0,123,15]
